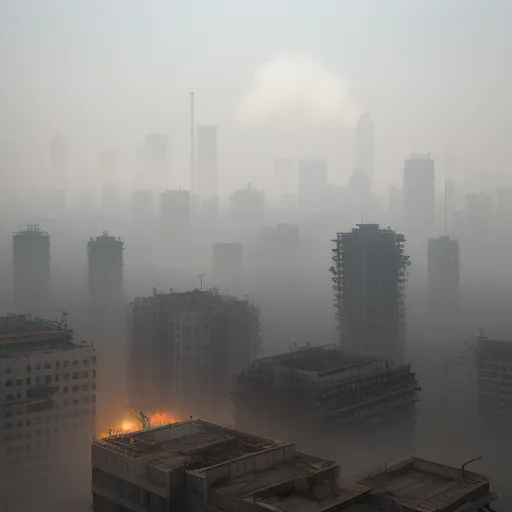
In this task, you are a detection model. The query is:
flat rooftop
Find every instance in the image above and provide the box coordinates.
[255,345,382,373]
[358,457,490,512]
[0,316,89,357]
[96,420,280,471]
[216,453,370,512]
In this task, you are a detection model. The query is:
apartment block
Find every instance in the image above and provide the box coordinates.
[0,315,96,511]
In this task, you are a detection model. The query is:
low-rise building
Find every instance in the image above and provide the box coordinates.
[233,344,420,440]
[91,420,498,512]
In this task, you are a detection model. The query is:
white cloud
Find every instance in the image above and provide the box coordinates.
[235,54,362,127]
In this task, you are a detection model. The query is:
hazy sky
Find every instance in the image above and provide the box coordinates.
[1,0,510,192]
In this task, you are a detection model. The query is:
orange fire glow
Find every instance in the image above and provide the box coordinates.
[99,408,180,438]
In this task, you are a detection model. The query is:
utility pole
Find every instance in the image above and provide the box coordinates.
[190,92,195,194]
[198,272,205,290]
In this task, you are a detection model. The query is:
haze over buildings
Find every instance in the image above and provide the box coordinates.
[1,2,512,510]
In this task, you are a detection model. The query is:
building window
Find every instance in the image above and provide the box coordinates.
[73,360,79,367]
[6,380,12,387]
[72,372,79,380]
[45,363,51,370]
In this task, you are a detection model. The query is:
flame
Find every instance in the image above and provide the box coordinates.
[99,408,180,438]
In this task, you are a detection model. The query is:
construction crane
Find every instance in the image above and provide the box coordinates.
[130,410,151,430]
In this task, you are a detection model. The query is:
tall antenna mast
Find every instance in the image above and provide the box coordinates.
[190,92,195,194]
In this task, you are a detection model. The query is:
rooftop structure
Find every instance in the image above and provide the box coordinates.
[13,224,51,317]
[91,419,369,512]
[92,421,497,512]
[330,224,409,363]
[0,315,96,512]
[357,457,496,512]
[233,344,420,438]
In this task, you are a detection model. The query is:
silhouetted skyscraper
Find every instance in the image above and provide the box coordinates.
[403,154,435,240]
[298,158,328,212]
[13,225,50,316]
[330,224,409,363]
[428,236,460,321]
[355,113,374,176]
[197,125,218,198]
[87,232,124,326]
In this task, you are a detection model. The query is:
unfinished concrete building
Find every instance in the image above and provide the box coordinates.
[13,224,50,317]
[330,224,409,363]
[232,344,420,443]
[91,420,497,512]
[0,314,96,512]
[88,232,124,327]
[128,290,261,423]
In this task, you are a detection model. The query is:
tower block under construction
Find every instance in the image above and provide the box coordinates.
[330,224,409,363]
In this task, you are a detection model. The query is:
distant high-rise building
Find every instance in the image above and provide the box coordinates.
[160,189,190,233]
[355,113,374,176]
[298,159,328,212]
[428,236,460,320]
[143,134,169,187]
[128,290,260,422]
[197,125,218,198]
[0,315,96,512]
[13,225,50,316]
[87,232,124,326]
[330,224,409,362]
[229,184,264,219]
[403,154,435,240]
[212,243,243,294]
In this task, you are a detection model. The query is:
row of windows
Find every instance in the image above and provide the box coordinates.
[4,370,96,387]
[4,415,94,442]
[4,357,96,374]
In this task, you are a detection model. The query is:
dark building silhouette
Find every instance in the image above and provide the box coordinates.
[13,225,50,316]
[234,344,420,439]
[87,232,124,326]
[197,125,218,199]
[355,113,374,177]
[428,236,460,321]
[128,290,260,423]
[298,158,328,212]
[330,224,409,363]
